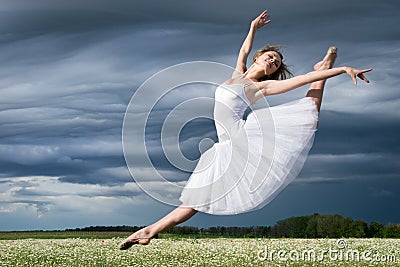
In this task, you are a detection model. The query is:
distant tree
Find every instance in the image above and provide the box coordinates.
[305,215,318,238]
[272,218,291,237]
[254,226,271,237]
[316,215,332,237]
[327,215,343,238]
[351,220,368,238]
[341,217,354,238]
[383,224,400,238]
[290,216,308,238]
[208,227,218,235]
[62,214,394,238]
[367,221,384,238]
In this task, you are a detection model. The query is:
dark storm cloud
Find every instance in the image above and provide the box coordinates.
[0,0,399,229]
[294,108,400,186]
[1,0,256,33]
[315,111,400,154]
[2,0,397,34]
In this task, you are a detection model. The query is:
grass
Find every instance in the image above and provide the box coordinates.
[0,231,132,240]
[0,231,249,240]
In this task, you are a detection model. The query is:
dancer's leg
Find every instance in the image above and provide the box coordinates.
[119,205,197,249]
[306,47,337,112]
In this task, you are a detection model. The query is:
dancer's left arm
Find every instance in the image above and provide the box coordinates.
[257,66,372,96]
[233,10,271,77]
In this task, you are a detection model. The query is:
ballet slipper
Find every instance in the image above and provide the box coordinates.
[327,46,337,55]
[314,46,338,71]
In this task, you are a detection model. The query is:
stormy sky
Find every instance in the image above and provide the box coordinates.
[0,0,399,230]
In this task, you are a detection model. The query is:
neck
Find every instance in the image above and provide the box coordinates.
[243,64,266,82]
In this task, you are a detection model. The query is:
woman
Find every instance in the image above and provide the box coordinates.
[119,10,371,249]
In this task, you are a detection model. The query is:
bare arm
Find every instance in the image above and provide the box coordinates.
[233,10,271,77]
[256,67,372,97]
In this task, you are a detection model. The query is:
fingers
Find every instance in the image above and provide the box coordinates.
[254,13,271,28]
[261,11,270,20]
[357,68,373,84]
[260,11,271,25]
[352,75,357,85]
[362,68,373,73]
[260,10,268,17]
[259,10,269,18]
[262,18,271,25]
[357,73,370,83]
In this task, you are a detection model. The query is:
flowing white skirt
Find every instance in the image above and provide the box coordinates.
[179,97,318,215]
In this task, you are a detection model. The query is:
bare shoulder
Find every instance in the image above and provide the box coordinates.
[225,76,245,85]
[230,69,245,80]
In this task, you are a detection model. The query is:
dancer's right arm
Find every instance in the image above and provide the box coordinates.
[233,10,271,77]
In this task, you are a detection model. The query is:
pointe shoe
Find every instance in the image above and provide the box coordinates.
[314,46,338,70]
[325,46,337,67]
[327,46,337,55]
[118,237,150,250]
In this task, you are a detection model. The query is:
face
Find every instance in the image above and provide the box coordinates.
[255,51,282,76]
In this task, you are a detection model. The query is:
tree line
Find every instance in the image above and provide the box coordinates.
[269,213,400,238]
[66,213,400,238]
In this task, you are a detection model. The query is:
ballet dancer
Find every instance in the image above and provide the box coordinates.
[119,9,371,249]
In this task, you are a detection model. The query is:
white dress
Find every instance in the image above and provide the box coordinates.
[179,82,318,215]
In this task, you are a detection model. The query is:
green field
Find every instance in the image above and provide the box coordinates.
[0,231,132,240]
[0,232,399,266]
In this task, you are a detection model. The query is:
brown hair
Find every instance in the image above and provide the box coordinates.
[252,45,293,81]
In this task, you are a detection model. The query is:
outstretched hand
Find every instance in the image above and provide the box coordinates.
[251,10,271,29]
[346,67,373,85]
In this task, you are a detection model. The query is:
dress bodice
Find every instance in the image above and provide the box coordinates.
[214,83,250,142]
